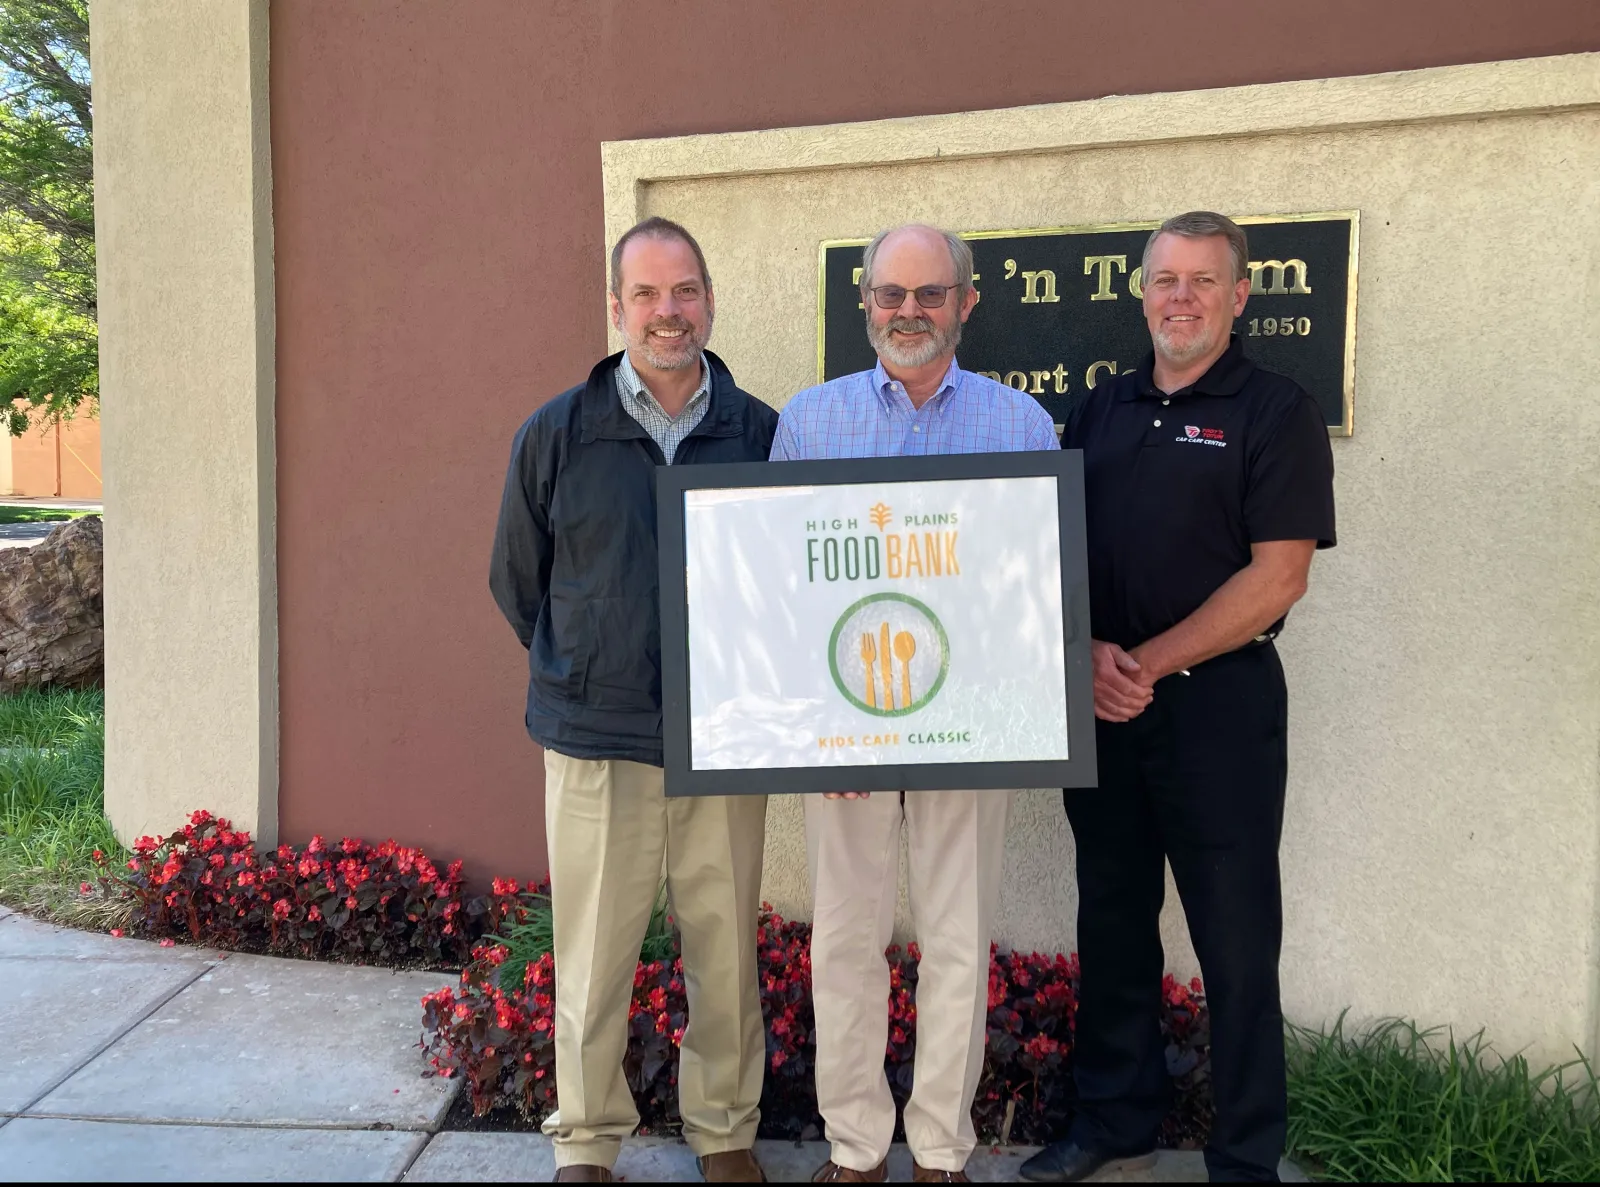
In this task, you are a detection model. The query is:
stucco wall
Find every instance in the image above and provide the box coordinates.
[602,55,1600,1061]
[264,0,1599,883]
[93,0,277,844]
[91,0,1600,1063]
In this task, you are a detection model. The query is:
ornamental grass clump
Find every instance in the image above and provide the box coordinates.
[492,879,676,987]
[1286,1015,1600,1183]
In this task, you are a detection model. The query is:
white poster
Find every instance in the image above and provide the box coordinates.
[684,476,1069,771]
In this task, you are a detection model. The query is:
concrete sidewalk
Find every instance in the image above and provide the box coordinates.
[0,499,103,510]
[0,907,1303,1182]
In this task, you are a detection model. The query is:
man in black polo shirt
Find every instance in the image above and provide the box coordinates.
[1021,212,1335,1184]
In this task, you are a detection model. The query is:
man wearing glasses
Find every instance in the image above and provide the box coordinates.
[771,224,1059,1184]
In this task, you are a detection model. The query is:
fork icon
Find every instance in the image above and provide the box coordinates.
[860,632,878,709]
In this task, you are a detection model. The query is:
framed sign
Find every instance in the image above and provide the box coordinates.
[657,451,1097,796]
[819,211,1359,435]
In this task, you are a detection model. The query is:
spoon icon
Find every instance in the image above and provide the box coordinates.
[893,631,916,708]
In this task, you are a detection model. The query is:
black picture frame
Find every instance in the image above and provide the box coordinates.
[657,450,1098,796]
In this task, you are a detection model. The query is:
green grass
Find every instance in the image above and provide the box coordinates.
[0,687,127,928]
[494,882,676,989]
[0,505,100,525]
[1286,1014,1600,1182]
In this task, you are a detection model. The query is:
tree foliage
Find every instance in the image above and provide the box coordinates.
[0,0,93,434]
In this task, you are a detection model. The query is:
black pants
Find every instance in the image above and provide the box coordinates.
[1064,642,1288,1183]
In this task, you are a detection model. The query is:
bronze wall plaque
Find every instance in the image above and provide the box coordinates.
[818,213,1358,435]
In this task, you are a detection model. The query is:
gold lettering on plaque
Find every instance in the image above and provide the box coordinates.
[1004,370,1030,390]
[1128,266,1144,300]
[1248,259,1312,296]
[1053,363,1070,394]
[1083,255,1127,302]
[1020,270,1060,304]
[1086,360,1119,389]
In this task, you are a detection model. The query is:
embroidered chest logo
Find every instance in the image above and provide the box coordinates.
[1177,425,1227,448]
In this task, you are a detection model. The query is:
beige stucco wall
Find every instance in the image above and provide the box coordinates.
[93,1,277,844]
[604,54,1600,1061]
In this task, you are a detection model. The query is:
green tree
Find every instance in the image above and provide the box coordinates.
[0,0,92,436]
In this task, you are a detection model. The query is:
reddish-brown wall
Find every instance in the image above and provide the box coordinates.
[269,1,1600,882]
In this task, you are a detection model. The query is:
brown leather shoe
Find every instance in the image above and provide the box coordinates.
[911,1161,971,1183]
[699,1148,767,1182]
[812,1159,888,1183]
[553,1167,614,1183]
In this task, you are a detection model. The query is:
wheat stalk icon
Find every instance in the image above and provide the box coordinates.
[869,502,892,530]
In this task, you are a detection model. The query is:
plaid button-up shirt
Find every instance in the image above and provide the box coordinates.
[770,357,1060,460]
[616,350,711,464]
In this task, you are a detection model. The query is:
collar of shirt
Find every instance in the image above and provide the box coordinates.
[872,356,963,414]
[1124,333,1255,402]
[616,349,711,421]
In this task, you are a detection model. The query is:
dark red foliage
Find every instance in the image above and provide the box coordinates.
[102,810,539,967]
[420,907,1215,1149]
[102,812,1213,1146]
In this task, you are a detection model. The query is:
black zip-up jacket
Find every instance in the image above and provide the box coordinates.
[490,350,779,766]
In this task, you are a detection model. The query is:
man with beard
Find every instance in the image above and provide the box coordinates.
[1020,212,1335,1184]
[491,217,777,1184]
[771,224,1059,1184]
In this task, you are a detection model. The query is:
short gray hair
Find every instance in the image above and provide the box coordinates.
[859,224,974,296]
[1141,211,1249,285]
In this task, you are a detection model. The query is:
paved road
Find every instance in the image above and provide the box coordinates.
[0,522,62,550]
[0,908,1304,1182]
[0,506,101,550]
[0,500,101,511]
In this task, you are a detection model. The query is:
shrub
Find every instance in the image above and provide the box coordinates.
[102,810,538,966]
[420,906,1215,1148]
[423,907,815,1133]
[423,944,561,1120]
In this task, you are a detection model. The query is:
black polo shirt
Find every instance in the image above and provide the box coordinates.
[1063,334,1335,651]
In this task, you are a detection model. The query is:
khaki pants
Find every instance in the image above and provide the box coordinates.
[542,750,768,1169]
[806,789,1013,1173]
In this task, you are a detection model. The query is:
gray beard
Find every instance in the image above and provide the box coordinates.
[626,313,713,371]
[637,337,701,371]
[866,315,962,369]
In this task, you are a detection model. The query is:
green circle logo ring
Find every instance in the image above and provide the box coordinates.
[827,592,950,718]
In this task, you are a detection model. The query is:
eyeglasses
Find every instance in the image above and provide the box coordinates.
[867,284,959,310]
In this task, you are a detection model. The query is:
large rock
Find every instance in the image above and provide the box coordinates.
[0,515,103,692]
